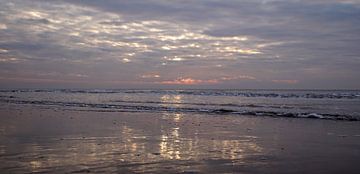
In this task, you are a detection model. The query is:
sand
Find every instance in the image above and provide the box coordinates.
[1,106,360,173]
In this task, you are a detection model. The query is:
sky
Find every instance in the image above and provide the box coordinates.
[0,0,359,89]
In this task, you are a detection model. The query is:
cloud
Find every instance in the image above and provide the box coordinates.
[0,24,7,30]
[0,57,19,63]
[141,74,161,78]
[0,0,359,88]
[158,75,257,85]
[221,75,256,81]
[160,78,219,85]
[272,80,299,84]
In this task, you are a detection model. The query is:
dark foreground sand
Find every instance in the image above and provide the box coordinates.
[1,106,360,174]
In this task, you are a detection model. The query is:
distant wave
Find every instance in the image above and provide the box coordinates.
[1,98,358,121]
[111,100,304,109]
[1,89,360,99]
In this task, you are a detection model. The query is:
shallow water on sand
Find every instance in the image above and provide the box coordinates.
[1,107,360,173]
[1,89,360,121]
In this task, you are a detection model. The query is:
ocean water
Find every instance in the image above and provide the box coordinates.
[0,89,360,121]
[1,89,360,173]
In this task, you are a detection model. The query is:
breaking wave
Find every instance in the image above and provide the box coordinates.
[1,89,359,99]
[1,98,358,121]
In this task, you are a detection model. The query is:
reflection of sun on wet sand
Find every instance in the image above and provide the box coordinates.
[159,112,262,162]
[1,106,360,173]
[157,94,262,162]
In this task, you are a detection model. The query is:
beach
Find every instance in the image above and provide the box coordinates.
[1,104,360,174]
[2,0,360,173]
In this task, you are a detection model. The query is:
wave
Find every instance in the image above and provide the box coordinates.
[111,100,301,109]
[1,89,360,99]
[1,98,358,121]
[123,90,360,99]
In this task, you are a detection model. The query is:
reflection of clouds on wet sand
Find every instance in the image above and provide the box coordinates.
[1,127,152,173]
[0,109,265,173]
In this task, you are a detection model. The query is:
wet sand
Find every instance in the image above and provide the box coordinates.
[1,106,360,173]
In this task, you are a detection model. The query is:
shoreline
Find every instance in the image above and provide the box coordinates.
[1,106,360,173]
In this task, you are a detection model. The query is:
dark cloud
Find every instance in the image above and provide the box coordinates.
[0,0,359,88]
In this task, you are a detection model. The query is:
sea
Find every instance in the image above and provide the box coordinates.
[1,89,359,121]
[1,89,360,173]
